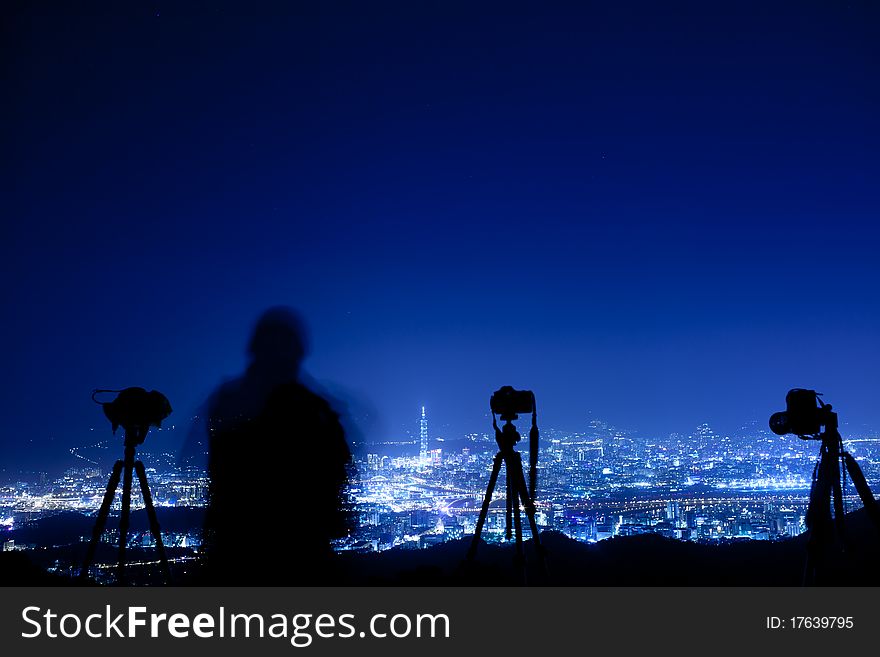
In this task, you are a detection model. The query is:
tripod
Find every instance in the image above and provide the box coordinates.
[803,410,880,585]
[467,415,546,576]
[80,425,171,584]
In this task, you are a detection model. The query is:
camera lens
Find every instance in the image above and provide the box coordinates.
[769,411,790,436]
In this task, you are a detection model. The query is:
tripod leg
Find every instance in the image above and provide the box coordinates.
[804,449,835,585]
[499,453,527,583]
[468,452,504,560]
[117,447,135,585]
[511,468,523,561]
[505,475,513,541]
[135,460,172,583]
[79,460,123,580]
[830,455,848,547]
[511,452,548,575]
[512,482,526,584]
[842,452,880,532]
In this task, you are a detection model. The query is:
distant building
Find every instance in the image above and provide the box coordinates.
[419,406,428,467]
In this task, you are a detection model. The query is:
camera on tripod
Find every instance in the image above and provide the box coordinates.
[769,388,832,439]
[767,387,880,584]
[469,385,546,576]
[490,386,535,422]
[81,386,173,584]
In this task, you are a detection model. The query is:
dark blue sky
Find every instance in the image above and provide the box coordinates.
[3,1,879,471]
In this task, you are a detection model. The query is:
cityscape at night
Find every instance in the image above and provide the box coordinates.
[3,406,879,582]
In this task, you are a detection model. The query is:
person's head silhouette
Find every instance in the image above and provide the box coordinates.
[246,306,309,378]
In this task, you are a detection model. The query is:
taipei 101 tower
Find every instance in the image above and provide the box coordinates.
[419,406,428,467]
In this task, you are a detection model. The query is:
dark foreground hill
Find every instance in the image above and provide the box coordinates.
[2,506,878,586]
[336,506,880,586]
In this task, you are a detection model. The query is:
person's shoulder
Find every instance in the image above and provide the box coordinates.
[209,377,247,407]
[269,383,336,415]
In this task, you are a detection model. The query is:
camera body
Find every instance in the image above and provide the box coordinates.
[490,386,534,421]
[769,388,831,438]
[100,387,172,442]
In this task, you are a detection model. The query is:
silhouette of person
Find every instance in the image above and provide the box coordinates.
[199,306,352,585]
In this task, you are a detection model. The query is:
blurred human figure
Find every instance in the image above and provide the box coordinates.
[200,306,352,585]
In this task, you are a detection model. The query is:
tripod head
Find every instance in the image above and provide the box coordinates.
[92,387,172,447]
[494,418,522,451]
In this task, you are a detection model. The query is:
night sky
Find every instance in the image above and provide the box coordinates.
[3,1,879,472]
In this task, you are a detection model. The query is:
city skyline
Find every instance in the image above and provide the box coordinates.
[5,396,879,479]
[4,393,880,478]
